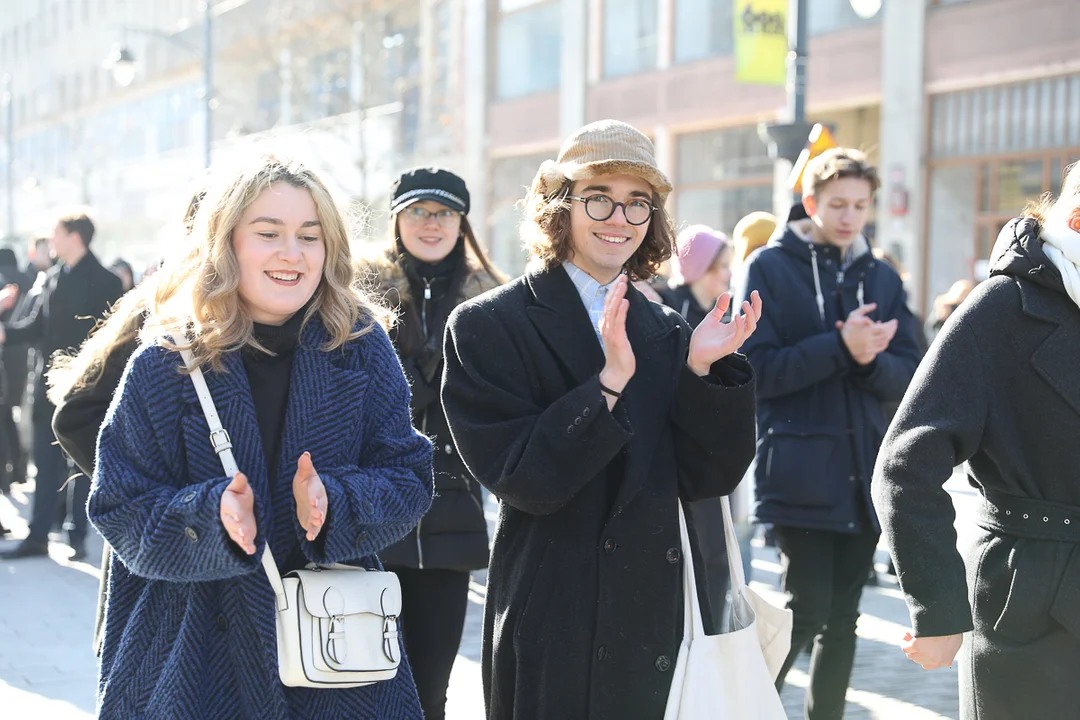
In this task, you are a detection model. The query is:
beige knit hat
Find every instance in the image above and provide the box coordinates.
[529,119,673,201]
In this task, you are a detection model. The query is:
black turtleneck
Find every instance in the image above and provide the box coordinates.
[242,306,307,478]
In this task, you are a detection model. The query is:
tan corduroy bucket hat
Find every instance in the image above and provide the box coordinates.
[529,119,673,201]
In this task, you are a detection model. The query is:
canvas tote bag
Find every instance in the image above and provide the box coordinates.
[663,496,792,719]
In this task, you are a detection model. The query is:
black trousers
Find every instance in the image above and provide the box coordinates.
[774,525,879,720]
[27,393,82,546]
[387,566,471,720]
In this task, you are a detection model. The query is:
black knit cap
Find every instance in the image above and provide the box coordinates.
[389,167,470,216]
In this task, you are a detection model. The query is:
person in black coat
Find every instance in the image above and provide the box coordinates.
[441,120,762,720]
[873,167,1080,720]
[0,213,123,560]
[734,148,921,718]
[358,167,503,720]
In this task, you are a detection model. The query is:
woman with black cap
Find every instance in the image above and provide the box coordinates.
[359,167,504,720]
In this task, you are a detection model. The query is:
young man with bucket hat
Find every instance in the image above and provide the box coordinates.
[440,119,762,719]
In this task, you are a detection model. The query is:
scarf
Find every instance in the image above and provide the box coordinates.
[1039,218,1080,311]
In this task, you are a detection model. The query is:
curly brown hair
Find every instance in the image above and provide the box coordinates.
[520,179,676,281]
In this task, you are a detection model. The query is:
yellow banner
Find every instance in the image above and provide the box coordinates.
[734,0,788,86]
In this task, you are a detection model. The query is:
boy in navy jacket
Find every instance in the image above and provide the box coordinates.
[734,148,921,719]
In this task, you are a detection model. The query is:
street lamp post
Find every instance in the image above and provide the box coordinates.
[105,1,214,168]
[760,0,882,216]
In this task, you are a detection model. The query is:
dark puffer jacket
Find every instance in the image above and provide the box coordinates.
[360,247,502,571]
[734,221,922,533]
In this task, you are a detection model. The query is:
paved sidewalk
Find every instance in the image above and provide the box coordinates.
[1,477,979,719]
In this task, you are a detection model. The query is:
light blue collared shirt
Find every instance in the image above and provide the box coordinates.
[563,261,619,351]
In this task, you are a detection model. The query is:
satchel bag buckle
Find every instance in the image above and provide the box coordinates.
[383,615,400,662]
[326,614,348,664]
[209,428,233,453]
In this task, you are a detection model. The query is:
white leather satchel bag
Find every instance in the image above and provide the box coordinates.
[663,496,792,719]
[177,341,402,689]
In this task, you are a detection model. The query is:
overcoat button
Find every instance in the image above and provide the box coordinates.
[444,444,454,455]
[216,614,229,631]
[666,548,680,564]
[185,527,199,542]
[582,407,590,417]
[574,416,582,426]
[363,501,375,515]
[655,655,671,672]
[567,425,574,434]
[597,646,608,661]
[181,492,197,503]
[604,538,616,553]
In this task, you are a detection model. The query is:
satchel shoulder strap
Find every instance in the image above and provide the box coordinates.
[171,337,289,612]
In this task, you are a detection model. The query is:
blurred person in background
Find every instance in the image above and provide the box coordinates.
[3,237,55,490]
[736,148,921,719]
[661,224,733,326]
[0,213,123,560]
[48,188,204,653]
[926,279,974,345]
[0,247,30,496]
[731,211,778,279]
[110,259,135,292]
[357,167,504,720]
[874,162,1080,720]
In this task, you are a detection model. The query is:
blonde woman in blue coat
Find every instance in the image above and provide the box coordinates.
[88,152,434,719]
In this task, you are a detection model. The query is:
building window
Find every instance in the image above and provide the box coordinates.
[674,125,774,233]
[489,151,553,273]
[676,184,774,234]
[496,2,561,100]
[931,74,1080,159]
[808,0,881,36]
[602,0,658,78]
[677,125,773,184]
[674,0,733,63]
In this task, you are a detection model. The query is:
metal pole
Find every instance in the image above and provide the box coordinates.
[2,74,12,240]
[203,1,213,169]
[787,0,808,125]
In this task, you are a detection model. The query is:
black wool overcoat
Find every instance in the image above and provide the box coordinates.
[441,266,757,720]
[873,218,1080,719]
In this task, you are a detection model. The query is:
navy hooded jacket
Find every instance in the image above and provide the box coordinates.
[734,220,921,533]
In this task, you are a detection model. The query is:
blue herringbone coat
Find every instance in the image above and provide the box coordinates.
[89,317,434,720]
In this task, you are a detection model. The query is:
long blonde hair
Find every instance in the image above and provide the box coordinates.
[146,152,385,371]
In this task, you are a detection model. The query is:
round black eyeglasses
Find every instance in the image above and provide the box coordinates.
[568,194,656,226]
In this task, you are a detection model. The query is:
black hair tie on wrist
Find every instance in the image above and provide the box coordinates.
[599,381,622,399]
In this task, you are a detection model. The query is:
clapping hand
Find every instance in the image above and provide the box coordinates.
[0,284,18,313]
[293,452,328,542]
[837,304,898,365]
[220,472,257,555]
[686,291,763,376]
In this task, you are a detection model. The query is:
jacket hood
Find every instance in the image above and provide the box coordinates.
[769,219,873,323]
[988,217,1068,296]
[769,219,871,265]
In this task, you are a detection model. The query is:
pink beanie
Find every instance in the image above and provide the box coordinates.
[671,225,729,285]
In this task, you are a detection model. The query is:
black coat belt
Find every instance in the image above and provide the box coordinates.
[976,490,1080,543]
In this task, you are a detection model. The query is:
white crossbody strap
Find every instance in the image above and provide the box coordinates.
[172,337,289,612]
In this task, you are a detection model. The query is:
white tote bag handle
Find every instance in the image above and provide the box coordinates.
[172,337,289,612]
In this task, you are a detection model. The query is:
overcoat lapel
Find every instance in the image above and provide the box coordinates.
[1024,280,1080,421]
[525,267,606,385]
[612,285,680,516]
